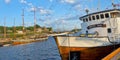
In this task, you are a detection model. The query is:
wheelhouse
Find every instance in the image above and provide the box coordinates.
[79,9,120,37]
[80,9,120,22]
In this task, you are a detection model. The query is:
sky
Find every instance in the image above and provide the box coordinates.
[0,0,120,31]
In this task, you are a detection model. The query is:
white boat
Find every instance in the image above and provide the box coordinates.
[54,9,120,60]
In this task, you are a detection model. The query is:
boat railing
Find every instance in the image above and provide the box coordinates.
[61,37,68,45]
[107,34,120,44]
[115,34,120,42]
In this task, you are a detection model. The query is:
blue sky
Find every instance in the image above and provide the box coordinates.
[0,0,120,31]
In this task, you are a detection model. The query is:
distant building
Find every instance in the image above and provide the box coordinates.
[17,31,23,34]
[36,28,42,33]
[7,30,12,33]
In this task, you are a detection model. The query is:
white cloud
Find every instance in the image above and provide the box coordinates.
[20,0,35,12]
[28,3,33,7]
[29,7,37,12]
[20,0,27,4]
[66,0,76,3]
[74,4,81,9]
[61,0,76,4]
[5,0,11,4]
[74,4,85,11]
[38,7,52,15]
[28,7,52,15]
[59,14,79,20]
[39,9,51,15]
[49,0,53,2]
[19,0,53,15]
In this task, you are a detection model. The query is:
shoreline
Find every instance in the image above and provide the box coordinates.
[0,37,48,47]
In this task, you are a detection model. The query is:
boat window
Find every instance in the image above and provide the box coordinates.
[86,18,88,22]
[110,12,119,18]
[89,16,91,21]
[100,14,104,19]
[96,15,99,19]
[117,13,120,17]
[105,13,109,18]
[92,16,95,20]
[83,19,85,22]
[107,28,111,33]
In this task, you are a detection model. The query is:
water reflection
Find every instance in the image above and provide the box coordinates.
[0,37,61,60]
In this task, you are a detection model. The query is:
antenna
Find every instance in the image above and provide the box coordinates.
[97,0,100,11]
[112,0,116,9]
[85,9,89,14]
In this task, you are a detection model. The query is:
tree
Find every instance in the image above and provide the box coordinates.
[35,24,41,28]
[0,26,4,33]
[16,26,23,31]
[47,27,52,31]
[26,26,34,31]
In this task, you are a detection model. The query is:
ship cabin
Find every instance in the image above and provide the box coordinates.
[79,9,120,37]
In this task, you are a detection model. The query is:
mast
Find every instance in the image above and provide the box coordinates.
[4,17,6,39]
[22,9,25,34]
[34,7,36,34]
[13,18,16,39]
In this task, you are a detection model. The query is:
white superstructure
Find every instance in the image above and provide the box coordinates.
[80,9,120,37]
[55,9,120,47]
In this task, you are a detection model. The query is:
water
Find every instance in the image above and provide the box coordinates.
[0,37,61,60]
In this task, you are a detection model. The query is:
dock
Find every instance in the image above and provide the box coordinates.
[12,37,48,45]
[102,48,120,60]
[0,36,48,46]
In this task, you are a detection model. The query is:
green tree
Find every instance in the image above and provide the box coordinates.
[16,26,23,30]
[0,26,4,33]
[47,27,52,31]
[35,24,41,28]
[26,26,34,31]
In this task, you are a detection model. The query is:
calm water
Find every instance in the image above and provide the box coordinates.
[0,37,61,60]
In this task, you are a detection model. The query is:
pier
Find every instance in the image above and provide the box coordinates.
[102,48,120,60]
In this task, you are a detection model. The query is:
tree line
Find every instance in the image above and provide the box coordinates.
[0,24,52,33]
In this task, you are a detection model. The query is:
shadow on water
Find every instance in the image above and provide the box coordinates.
[0,36,61,60]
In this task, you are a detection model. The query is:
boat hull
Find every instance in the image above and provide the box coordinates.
[54,36,120,60]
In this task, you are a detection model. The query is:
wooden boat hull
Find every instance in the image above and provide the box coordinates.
[54,36,120,60]
[59,45,120,60]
